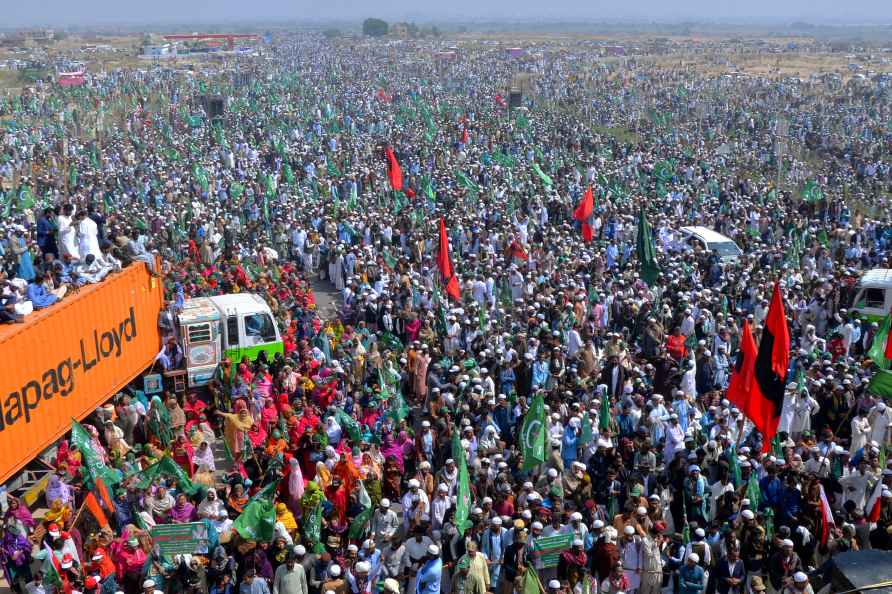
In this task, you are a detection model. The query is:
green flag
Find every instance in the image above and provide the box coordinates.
[868,314,892,371]
[304,502,324,552]
[250,481,278,503]
[728,446,741,488]
[868,369,892,398]
[283,163,294,184]
[38,545,63,591]
[233,497,276,542]
[521,567,543,594]
[801,180,823,203]
[531,163,552,187]
[636,208,661,286]
[71,420,121,486]
[193,164,209,192]
[68,165,78,188]
[455,170,479,194]
[745,473,761,509]
[334,408,362,443]
[230,182,245,199]
[520,392,546,470]
[451,430,472,535]
[599,393,611,431]
[327,161,342,177]
[132,455,198,495]
[579,413,593,445]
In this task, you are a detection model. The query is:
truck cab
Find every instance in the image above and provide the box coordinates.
[851,269,892,322]
[176,293,283,388]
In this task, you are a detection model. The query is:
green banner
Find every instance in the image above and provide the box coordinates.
[150,522,209,555]
[531,533,573,568]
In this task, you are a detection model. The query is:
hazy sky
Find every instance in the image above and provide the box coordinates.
[4,0,892,27]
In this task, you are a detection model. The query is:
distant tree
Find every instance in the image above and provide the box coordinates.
[323,28,341,39]
[362,18,389,37]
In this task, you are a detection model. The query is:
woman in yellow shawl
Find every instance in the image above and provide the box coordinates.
[43,499,71,527]
[275,503,297,533]
[216,400,254,461]
[314,462,332,491]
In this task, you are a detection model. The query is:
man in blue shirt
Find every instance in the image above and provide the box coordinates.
[414,545,441,594]
[679,553,705,594]
[239,569,270,594]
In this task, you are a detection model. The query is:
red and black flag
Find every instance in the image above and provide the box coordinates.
[437,218,461,301]
[385,146,402,191]
[727,283,790,452]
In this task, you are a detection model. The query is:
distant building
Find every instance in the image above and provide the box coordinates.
[141,44,177,59]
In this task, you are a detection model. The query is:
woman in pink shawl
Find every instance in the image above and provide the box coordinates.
[405,315,421,342]
[169,493,196,523]
[286,457,305,514]
[246,422,268,449]
[255,368,273,399]
[260,398,278,432]
[381,432,406,474]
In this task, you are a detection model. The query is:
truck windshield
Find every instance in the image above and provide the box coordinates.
[244,313,276,342]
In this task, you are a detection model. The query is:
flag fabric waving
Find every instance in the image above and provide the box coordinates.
[868,313,892,370]
[521,392,546,470]
[385,146,403,191]
[574,186,595,241]
[437,218,461,301]
[727,284,790,452]
[818,484,835,545]
[635,208,660,285]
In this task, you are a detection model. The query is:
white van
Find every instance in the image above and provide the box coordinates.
[679,226,743,261]
[851,268,892,322]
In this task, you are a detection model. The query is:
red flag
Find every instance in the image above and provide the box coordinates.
[766,283,791,379]
[573,186,594,242]
[507,239,528,261]
[461,127,469,145]
[727,320,758,412]
[867,479,884,522]
[437,218,461,301]
[728,283,790,452]
[885,321,892,361]
[385,146,402,191]
[84,492,109,528]
[819,484,835,545]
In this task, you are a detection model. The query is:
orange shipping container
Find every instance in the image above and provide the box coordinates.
[0,262,163,484]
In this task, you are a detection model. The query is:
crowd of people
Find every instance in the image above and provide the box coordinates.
[1,30,892,594]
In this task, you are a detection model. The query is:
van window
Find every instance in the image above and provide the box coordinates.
[244,313,277,343]
[859,288,886,309]
[226,316,239,348]
[711,242,742,257]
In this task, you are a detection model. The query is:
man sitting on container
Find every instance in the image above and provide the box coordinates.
[26,272,65,309]
[156,336,185,370]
